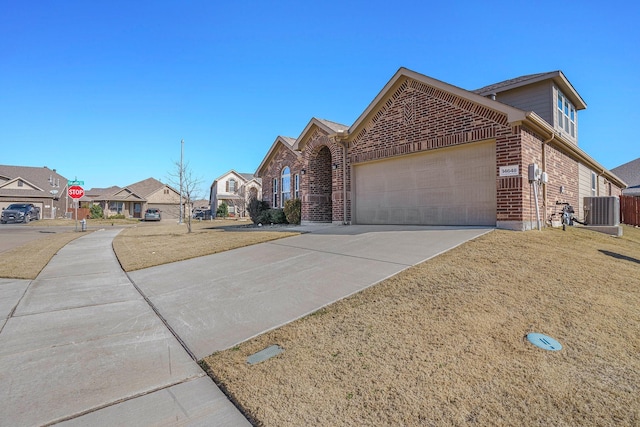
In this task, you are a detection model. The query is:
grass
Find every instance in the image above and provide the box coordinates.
[112,220,299,271]
[0,231,86,279]
[202,226,640,426]
[0,219,298,278]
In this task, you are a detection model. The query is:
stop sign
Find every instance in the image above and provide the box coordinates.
[68,185,85,199]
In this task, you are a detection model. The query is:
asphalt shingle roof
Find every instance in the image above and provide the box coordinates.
[611,158,640,195]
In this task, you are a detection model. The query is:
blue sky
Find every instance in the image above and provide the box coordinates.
[1,1,638,197]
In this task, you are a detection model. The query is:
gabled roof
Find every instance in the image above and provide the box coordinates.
[292,117,348,152]
[474,70,587,110]
[211,169,257,186]
[612,157,640,194]
[0,165,67,199]
[126,177,163,198]
[255,136,299,177]
[347,67,527,139]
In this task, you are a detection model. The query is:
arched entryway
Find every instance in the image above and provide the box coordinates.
[307,145,333,222]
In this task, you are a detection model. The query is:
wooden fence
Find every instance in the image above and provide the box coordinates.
[67,208,91,220]
[620,195,640,226]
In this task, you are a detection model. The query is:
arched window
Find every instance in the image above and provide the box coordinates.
[281,167,291,207]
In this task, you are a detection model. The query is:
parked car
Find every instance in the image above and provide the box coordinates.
[1,203,40,224]
[193,208,211,220]
[144,208,161,221]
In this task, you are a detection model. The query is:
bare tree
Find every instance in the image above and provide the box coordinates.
[228,184,247,218]
[168,160,203,233]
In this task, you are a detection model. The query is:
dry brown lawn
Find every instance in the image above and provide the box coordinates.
[203,226,640,426]
[112,220,299,271]
[0,231,85,279]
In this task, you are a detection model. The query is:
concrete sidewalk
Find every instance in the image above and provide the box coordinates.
[0,229,249,426]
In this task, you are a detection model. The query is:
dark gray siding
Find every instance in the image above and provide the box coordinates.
[494,81,554,126]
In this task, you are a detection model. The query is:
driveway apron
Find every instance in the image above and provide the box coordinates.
[0,229,249,426]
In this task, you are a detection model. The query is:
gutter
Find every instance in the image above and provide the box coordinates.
[522,112,627,189]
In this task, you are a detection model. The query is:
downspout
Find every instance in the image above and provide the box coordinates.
[336,130,349,225]
[541,132,557,221]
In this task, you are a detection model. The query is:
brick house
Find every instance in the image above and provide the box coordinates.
[255,68,626,230]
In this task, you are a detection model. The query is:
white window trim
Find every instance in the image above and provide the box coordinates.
[281,167,291,208]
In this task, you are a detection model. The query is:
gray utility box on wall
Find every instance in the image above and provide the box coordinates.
[584,196,620,226]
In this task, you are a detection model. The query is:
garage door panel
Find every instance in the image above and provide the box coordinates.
[354,141,496,226]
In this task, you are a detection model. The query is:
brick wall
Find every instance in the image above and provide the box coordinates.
[544,142,579,223]
[301,130,339,222]
[261,143,303,208]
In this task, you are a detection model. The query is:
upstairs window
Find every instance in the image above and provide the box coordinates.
[227,178,236,193]
[557,90,576,138]
[281,167,291,207]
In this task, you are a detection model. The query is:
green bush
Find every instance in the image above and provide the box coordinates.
[216,202,228,218]
[259,208,287,225]
[90,204,103,219]
[248,197,270,225]
[284,198,301,225]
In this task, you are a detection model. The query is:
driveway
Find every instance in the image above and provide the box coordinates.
[129,225,492,359]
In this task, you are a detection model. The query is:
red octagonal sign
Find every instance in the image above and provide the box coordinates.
[68,185,85,199]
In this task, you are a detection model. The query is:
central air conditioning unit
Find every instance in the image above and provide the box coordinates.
[584,196,620,226]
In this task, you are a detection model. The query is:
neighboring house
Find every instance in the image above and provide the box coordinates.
[611,158,640,196]
[209,170,262,217]
[87,177,181,219]
[0,165,68,219]
[255,67,626,230]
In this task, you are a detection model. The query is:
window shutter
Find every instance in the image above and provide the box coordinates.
[226,181,229,192]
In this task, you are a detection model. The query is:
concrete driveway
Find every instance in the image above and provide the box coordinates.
[129,225,492,359]
[0,224,491,425]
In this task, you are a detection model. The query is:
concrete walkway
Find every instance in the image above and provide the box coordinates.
[0,224,491,426]
[0,229,249,426]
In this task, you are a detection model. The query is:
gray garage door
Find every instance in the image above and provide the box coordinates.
[354,140,496,226]
[148,204,180,220]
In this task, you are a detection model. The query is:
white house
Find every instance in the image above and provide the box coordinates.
[209,170,262,217]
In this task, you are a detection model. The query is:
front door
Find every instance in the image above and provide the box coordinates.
[134,203,142,218]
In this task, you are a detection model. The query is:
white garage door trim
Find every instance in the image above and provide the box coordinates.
[353,140,496,226]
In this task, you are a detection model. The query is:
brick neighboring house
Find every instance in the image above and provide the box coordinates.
[611,158,640,197]
[255,67,626,230]
[0,165,68,219]
[210,170,262,217]
[87,177,181,219]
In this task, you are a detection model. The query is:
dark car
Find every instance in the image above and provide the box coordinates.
[193,209,211,220]
[144,208,161,221]
[1,203,40,224]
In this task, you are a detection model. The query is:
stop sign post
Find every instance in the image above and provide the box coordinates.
[68,185,84,230]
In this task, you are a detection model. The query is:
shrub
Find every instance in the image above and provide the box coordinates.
[216,202,228,218]
[248,197,270,225]
[284,198,301,225]
[90,204,103,219]
[259,208,287,225]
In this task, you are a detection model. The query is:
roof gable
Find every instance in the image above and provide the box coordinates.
[255,136,299,176]
[346,67,527,142]
[0,165,67,196]
[126,177,166,198]
[292,117,348,152]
